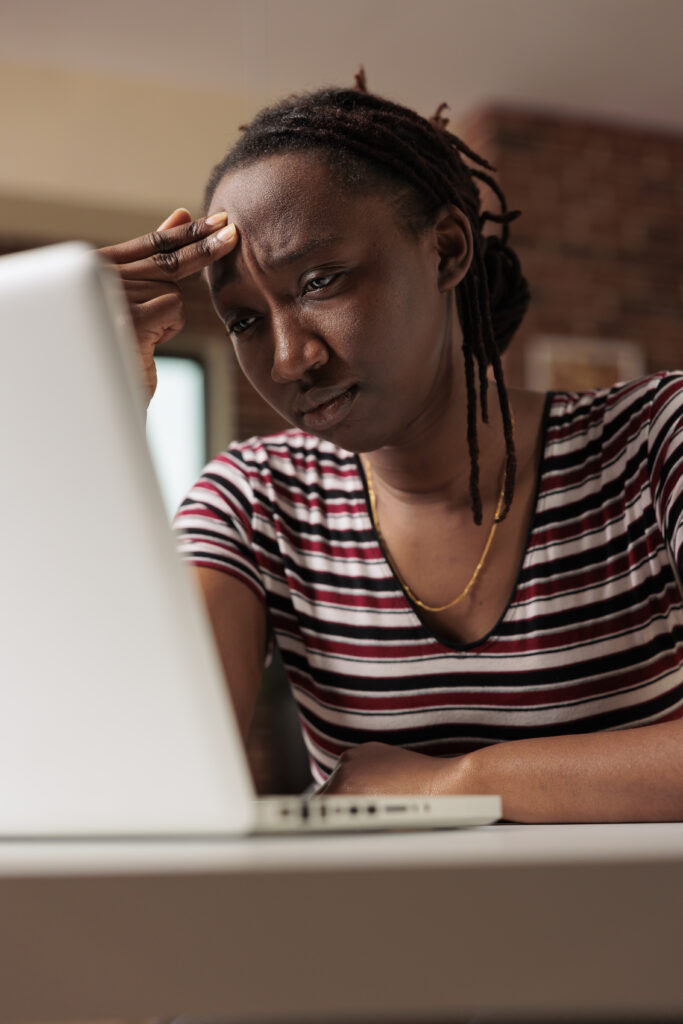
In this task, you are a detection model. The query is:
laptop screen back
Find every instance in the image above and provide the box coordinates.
[0,243,256,837]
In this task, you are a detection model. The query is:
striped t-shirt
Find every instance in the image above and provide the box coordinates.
[173,372,683,784]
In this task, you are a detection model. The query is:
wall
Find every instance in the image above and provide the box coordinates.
[0,60,260,234]
[456,106,683,388]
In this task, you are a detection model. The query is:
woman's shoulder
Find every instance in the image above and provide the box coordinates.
[545,371,683,438]
[203,428,361,491]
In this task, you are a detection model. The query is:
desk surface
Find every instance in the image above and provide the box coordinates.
[2,823,683,1022]
[1,820,683,873]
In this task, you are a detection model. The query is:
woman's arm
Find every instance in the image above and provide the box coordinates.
[457,719,683,822]
[193,567,267,742]
[319,719,683,822]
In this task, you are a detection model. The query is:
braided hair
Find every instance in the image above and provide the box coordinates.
[204,69,530,523]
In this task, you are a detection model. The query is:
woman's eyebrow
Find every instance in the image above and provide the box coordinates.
[210,234,345,294]
[267,234,345,269]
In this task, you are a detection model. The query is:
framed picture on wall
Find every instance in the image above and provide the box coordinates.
[524,335,646,392]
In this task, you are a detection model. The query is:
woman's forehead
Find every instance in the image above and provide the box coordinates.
[210,152,340,221]
[209,151,396,256]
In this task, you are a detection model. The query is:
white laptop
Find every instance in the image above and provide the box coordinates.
[0,242,501,837]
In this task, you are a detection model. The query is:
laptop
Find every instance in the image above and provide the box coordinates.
[0,241,501,837]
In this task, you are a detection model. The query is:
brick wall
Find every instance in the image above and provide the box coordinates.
[456,106,683,388]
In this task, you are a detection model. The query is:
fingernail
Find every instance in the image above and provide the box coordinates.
[206,211,228,227]
[157,207,191,230]
[215,224,237,244]
[159,205,191,228]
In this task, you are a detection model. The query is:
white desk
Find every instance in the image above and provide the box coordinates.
[1,823,683,1022]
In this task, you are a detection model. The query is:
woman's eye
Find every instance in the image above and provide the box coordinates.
[228,316,257,338]
[303,273,337,294]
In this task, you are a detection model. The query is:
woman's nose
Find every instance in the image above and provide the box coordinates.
[270,316,329,383]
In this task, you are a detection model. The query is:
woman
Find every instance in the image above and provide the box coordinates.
[100,76,683,822]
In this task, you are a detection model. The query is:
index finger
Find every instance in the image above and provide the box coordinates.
[98,212,229,266]
[101,218,239,284]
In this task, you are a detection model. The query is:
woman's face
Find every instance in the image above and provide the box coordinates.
[207,151,466,452]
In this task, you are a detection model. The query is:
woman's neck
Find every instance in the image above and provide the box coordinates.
[363,383,510,513]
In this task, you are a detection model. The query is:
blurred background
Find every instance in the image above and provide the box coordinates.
[2,0,682,794]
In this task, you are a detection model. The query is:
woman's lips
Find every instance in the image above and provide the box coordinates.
[300,384,359,431]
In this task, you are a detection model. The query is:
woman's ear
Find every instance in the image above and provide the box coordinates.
[434,205,474,291]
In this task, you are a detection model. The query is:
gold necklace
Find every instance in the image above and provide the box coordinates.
[363,458,507,614]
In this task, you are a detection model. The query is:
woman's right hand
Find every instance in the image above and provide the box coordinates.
[97,208,238,402]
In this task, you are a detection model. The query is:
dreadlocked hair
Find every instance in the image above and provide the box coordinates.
[205,69,530,524]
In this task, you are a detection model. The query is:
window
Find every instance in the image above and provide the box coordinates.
[145,335,236,519]
[146,355,207,518]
